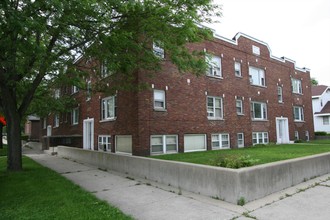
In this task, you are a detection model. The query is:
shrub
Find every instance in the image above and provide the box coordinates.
[315,131,327,136]
[294,139,303,143]
[21,134,29,141]
[211,154,259,169]
[252,144,266,148]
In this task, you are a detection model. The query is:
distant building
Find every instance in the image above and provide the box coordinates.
[24,115,41,141]
[312,85,330,133]
[43,32,314,155]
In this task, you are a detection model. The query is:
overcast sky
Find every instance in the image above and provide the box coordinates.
[210,0,330,86]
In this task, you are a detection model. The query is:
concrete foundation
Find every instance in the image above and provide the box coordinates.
[57,146,330,204]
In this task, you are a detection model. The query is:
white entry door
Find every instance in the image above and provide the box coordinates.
[276,117,290,144]
[83,118,94,150]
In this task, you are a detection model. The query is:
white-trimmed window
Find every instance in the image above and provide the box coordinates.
[153,41,164,59]
[154,90,166,110]
[294,131,299,140]
[207,96,223,119]
[151,135,178,154]
[98,135,111,151]
[292,78,302,94]
[323,116,329,125]
[184,134,206,152]
[234,62,242,77]
[278,86,283,103]
[237,133,244,148]
[101,96,116,120]
[115,135,132,154]
[249,66,265,86]
[72,85,79,94]
[251,102,267,120]
[206,55,222,77]
[252,45,260,56]
[54,114,59,128]
[252,132,268,145]
[72,107,79,125]
[293,106,304,122]
[86,80,91,101]
[236,98,243,115]
[100,61,110,78]
[211,133,230,149]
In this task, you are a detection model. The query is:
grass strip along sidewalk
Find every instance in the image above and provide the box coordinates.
[152,140,330,168]
[0,156,132,220]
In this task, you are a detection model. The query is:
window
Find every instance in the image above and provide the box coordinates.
[252,45,260,55]
[153,41,164,59]
[294,131,299,140]
[72,86,79,94]
[86,80,91,101]
[305,131,310,141]
[184,134,206,152]
[100,61,111,78]
[236,98,243,115]
[98,135,111,151]
[212,133,230,149]
[249,66,265,86]
[323,116,329,125]
[293,106,304,122]
[237,133,244,148]
[115,135,132,154]
[234,62,242,77]
[151,135,178,154]
[251,102,267,120]
[101,96,116,120]
[207,96,223,119]
[54,89,60,99]
[154,90,166,110]
[252,132,268,145]
[54,114,59,128]
[206,55,222,77]
[292,78,302,94]
[72,107,79,125]
[278,86,283,103]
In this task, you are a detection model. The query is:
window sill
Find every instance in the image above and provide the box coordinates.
[212,147,230,150]
[71,123,79,126]
[250,84,267,88]
[294,120,305,123]
[208,117,224,121]
[293,92,303,96]
[252,119,268,122]
[237,113,245,116]
[235,75,243,78]
[100,118,117,123]
[278,101,284,104]
[206,75,223,79]
[154,108,167,112]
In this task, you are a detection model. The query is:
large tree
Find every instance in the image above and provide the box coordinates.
[0,0,220,171]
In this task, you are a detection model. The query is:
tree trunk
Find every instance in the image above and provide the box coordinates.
[6,112,22,171]
[0,123,3,149]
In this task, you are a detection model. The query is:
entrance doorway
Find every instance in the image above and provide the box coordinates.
[83,118,94,150]
[276,117,290,144]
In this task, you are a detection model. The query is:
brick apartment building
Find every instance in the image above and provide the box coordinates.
[42,32,314,156]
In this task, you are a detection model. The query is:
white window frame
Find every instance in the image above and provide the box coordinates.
[237,133,244,148]
[154,90,166,110]
[153,41,165,59]
[292,78,302,94]
[305,131,310,141]
[278,86,283,103]
[234,62,242,77]
[211,133,230,149]
[249,66,265,86]
[72,85,79,94]
[252,45,260,55]
[251,101,267,120]
[72,107,79,125]
[150,135,178,154]
[54,89,60,99]
[100,61,111,78]
[323,116,329,125]
[252,132,269,145]
[184,134,207,152]
[207,96,223,119]
[236,98,243,115]
[206,54,222,78]
[101,96,116,121]
[54,114,59,128]
[293,106,304,122]
[98,135,111,151]
[86,80,91,101]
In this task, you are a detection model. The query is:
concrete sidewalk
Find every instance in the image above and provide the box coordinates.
[23,145,330,220]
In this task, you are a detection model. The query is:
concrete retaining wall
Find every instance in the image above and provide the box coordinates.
[57,146,330,204]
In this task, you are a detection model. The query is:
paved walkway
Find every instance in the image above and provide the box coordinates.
[23,144,330,220]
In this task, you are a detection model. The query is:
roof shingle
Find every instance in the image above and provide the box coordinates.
[312,85,328,97]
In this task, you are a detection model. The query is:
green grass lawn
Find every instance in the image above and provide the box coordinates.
[151,140,330,168]
[0,157,132,220]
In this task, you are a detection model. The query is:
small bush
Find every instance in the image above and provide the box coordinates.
[211,154,259,169]
[294,139,303,143]
[237,197,246,206]
[21,134,29,141]
[315,131,327,136]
